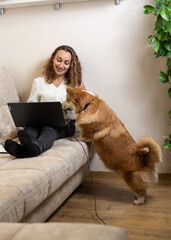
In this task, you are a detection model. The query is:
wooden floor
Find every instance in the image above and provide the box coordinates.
[47,171,171,240]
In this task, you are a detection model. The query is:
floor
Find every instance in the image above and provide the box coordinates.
[47,171,171,240]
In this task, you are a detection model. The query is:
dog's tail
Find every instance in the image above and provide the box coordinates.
[137,136,162,167]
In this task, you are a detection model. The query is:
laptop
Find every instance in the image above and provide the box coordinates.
[7,102,68,128]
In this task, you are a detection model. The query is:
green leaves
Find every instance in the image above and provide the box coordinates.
[168,88,171,98]
[164,41,171,52]
[159,71,169,83]
[144,5,155,14]
[163,139,171,149]
[149,16,171,57]
[160,4,170,21]
[144,1,171,20]
[164,21,171,34]
[163,134,171,150]
[145,1,171,57]
[167,58,171,68]
[169,110,171,119]
[144,0,171,151]
[151,38,160,52]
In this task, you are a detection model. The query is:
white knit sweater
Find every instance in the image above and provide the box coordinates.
[27,76,75,120]
[27,76,67,103]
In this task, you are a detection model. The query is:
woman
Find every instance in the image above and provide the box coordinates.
[4,45,83,158]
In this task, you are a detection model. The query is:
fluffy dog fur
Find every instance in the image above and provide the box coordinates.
[62,88,162,205]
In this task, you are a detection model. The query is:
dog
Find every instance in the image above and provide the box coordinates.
[62,87,162,205]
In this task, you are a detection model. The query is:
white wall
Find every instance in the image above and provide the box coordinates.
[0,0,170,172]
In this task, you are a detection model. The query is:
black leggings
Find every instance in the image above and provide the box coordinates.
[24,120,75,154]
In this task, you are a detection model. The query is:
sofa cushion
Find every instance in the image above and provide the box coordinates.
[0,139,92,222]
[0,104,19,144]
[22,163,89,222]
[0,66,20,143]
[0,222,128,240]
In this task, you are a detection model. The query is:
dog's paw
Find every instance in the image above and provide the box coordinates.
[133,196,145,206]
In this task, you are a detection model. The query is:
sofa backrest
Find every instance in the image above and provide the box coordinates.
[0,66,20,144]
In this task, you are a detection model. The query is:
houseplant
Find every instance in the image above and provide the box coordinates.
[144,0,171,151]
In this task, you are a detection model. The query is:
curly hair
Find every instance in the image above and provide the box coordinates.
[42,45,82,88]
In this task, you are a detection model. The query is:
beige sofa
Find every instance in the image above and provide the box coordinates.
[0,66,128,240]
[0,66,94,222]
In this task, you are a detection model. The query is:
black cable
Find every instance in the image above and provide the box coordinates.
[74,136,106,225]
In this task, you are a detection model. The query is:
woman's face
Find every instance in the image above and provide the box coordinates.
[53,50,71,78]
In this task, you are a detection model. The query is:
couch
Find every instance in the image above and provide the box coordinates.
[0,66,128,240]
[0,66,94,222]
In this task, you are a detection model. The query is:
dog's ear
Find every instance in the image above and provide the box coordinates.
[66,87,77,99]
[66,87,97,106]
[79,84,86,90]
[66,87,82,103]
[66,87,73,96]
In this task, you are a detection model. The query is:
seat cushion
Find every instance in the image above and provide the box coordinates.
[0,138,93,222]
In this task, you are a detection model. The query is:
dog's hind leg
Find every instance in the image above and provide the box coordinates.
[122,171,148,205]
[133,194,146,206]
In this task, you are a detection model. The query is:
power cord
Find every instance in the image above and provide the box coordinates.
[74,136,106,225]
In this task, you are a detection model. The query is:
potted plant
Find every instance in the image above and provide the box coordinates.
[144,0,171,151]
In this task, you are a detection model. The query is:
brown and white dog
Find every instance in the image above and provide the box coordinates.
[62,88,162,205]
